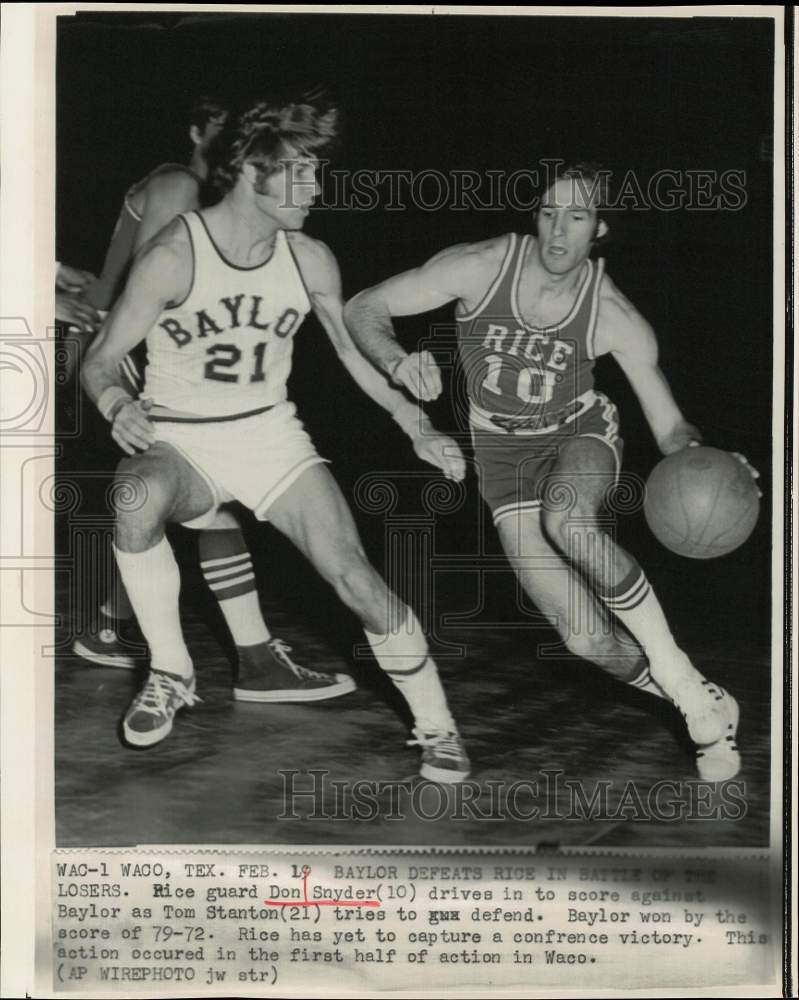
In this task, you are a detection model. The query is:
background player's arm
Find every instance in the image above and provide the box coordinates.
[133,172,199,252]
[594,281,702,455]
[292,235,466,481]
[56,262,97,293]
[82,223,190,454]
[344,242,498,401]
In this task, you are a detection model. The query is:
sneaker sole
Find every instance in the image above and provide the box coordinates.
[420,762,471,784]
[123,718,174,748]
[73,640,137,670]
[233,676,356,703]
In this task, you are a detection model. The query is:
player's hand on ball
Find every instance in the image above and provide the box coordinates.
[659,421,703,455]
[112,398,155,455]
[413,432,466,482]
[56,264,97,293]
[390,351,443,401]
[55,291,100,333]
[730,452,763,497]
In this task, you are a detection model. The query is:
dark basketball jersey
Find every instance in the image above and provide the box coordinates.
[456,233,605,432]
[83,163,202,310]
[82,163,203,396]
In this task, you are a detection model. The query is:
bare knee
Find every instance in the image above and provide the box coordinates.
[114,456,175,551]
[543,503,600,556]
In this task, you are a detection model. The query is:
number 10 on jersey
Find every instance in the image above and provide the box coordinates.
[481,354,556,404]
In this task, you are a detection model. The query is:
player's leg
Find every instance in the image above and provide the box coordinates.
[72,347,143,668]
[112,442,213,746]
[197,507,272,655]
[72,561,142,669]
[542,435,739,779]
[495,509,660,696]
[194,506,349,703]
[266,464,469,782]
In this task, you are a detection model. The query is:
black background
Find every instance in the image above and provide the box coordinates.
[56,11,776,654]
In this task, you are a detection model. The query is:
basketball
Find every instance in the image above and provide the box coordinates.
[643,447,760,559]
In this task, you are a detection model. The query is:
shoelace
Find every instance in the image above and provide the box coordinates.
[701,680,724,701]
[269,639,332,683]
[134,673,200,717]
[406,731,464,762]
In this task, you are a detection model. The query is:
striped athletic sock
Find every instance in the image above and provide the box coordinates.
[363,606,456,734]
[598,564,701,700]
[198,530,271,650]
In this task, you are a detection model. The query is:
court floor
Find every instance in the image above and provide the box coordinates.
[54,530,771,849]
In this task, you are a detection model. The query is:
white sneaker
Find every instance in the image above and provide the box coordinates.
[407,729,471,783]
[695,691,740,782]
[122,670,200,747]
[674,678,732,745]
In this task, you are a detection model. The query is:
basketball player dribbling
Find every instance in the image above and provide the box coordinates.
[345,163,760,782]
[75,97,352,704]
[81,96,470,782]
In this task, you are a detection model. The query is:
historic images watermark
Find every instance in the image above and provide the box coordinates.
[281,160,748,213]
[278,769,747,824]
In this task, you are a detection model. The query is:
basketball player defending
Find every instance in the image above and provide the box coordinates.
[76,97,350,704]
[345,164,753,782]
[81,97,469,782]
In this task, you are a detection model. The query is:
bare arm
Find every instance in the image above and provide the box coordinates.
[344,241,501,400]
[133,172,200,252]
[594,279,700,454]
[82,220,191,453]
[292,234,466,480]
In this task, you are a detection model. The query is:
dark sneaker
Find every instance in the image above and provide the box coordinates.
[233,638,356,703]
[122,670,200,747]
[72,612,143,670]
[408,729,471,783]
[695,691,740,781]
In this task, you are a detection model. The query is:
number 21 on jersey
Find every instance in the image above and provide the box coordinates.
[204,342,268,383]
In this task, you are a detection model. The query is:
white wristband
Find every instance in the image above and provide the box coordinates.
[392,400,423,438]
[98,386,134,423]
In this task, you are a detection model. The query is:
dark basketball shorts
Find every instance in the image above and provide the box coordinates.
[470,390,624,526]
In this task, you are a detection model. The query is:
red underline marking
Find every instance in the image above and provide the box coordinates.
[263,900,380,908]
[262,865,382,909]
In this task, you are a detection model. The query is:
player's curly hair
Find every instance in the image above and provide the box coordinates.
[188,94,229,132]
[211,95,338,194]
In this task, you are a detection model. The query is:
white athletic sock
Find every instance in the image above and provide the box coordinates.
[599,567,703,702]
[113,538,193,678]
[216,592,271,647]
[364,607,456,735]
[626,663,669,701]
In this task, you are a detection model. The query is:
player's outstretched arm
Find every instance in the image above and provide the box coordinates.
[292,234,466,481]
[344,243,491,402]
[595,279,701,455]
[82,221,190,455]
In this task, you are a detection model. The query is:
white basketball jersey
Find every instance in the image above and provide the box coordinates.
[144,212,312,417]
